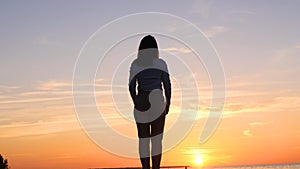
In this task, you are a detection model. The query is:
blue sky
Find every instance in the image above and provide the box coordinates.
[1,0,299,86]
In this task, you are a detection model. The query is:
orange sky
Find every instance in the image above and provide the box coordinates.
[1,76,299,169]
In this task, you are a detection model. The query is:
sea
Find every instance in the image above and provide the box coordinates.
[192,163,300,169]
[94,164,300,169]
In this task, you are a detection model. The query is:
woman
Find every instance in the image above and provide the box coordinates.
[129,35,171,169]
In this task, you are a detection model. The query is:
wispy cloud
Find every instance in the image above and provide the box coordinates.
[0,85,21,89]
[248,122,269,126]
[37,81,72,91]
[0,81,73,104]
[0,96,69,104]
[181,146,217,155]
[0,80,77,138]
[223,95,300,118]
[243,129,253,137]
[270,44,300,66]
[162,47,192,54]
[0,118,79,138]
[203,26,227,38]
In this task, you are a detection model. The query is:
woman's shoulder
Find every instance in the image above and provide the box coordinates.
[131,58,167,66]
[153,58,167,65]
[153,58,168,72]
[130,59,139,71]
[130,58,168,72]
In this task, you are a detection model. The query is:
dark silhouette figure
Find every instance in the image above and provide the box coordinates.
[0,154,8,169]
[129,35,171,169]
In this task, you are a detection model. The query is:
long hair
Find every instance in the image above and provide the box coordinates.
[136,35,159,66]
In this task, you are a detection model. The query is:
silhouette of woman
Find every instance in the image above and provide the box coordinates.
[129,35,171,169]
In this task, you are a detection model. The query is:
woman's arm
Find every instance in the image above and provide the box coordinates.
[129,61,137,104]
[162,71,171,105]
[162,64,171,114]
[129,76,137,103]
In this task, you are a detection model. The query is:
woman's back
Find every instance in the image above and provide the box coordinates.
[129,58,169,92]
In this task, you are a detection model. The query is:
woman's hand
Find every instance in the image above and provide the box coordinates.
[165,104,170,115]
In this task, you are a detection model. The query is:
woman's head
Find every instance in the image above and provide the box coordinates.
[137,35,159,66]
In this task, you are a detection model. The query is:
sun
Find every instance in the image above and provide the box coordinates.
[194,156,204,166]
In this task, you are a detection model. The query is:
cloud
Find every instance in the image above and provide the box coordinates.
[2,77,299,138]
[0,118,79,138]
[0,96,69,104]
[37,80,72,91]
[0,85,21,89]
[270,44,300,66]
[181,146,217,155]
[0,79,137,138]
[203,26,227,38]
[0,81,76,105]
[243,129,253,137]
[162,47,192,54]
[243,121,272,137]
[265,96,300,111]
[0,80,78,138]
[248,122,268,126]
[223,95,300,118]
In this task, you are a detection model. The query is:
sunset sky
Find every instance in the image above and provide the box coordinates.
[1,1,300,169]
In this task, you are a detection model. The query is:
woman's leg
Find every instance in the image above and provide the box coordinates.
[136,122,151,169]
[134,91,152,169]
[151,114,166,169]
